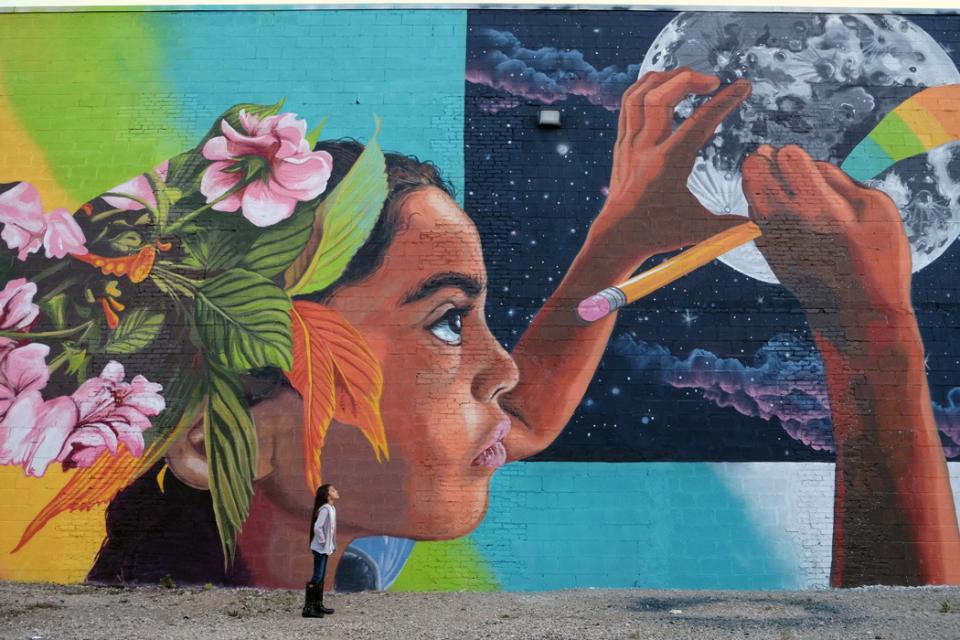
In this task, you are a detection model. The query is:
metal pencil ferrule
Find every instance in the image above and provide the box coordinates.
[596,287,627,312]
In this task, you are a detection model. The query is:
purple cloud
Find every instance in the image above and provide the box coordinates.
[467,28,640,111]
[933,389,960,458]
[615,333,960,457]
[476,95,521,114]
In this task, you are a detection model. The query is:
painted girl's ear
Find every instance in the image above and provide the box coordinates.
[165,419,212,490]
[165,416,276,490]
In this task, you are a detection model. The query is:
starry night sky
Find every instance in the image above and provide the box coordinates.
[464,10,960,462]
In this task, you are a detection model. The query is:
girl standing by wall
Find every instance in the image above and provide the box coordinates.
[305,484,338,618]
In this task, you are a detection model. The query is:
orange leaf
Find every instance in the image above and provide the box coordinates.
[284,301,389,493]
[286,305,336,493]
[14,443,145,552]
[14,398,202,553]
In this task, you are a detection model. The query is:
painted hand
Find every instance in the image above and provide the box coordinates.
[743,145,914,336]
[594,68,752,262]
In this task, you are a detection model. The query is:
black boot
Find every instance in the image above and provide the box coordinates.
[317,589,334,615]
[301,582,323,618]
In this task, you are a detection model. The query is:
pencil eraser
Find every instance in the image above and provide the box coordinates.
[578,294,612,323]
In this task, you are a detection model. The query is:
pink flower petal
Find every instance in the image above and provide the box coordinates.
[202,135,232,162]
[0,183,46,261]
[0,342,51,398]
[270,151,333,200]
[71,422,119,454]
[43,209,87,258]
[123,376,165,416]
[70,376,115,424]
[274,138,302,161]
[270,113,308,148]
[102,169,160,212]
[108,414,147,457]
[0,278,39,331]
[99,361,125,384]
[24,395,78,477]
[63,444,106,469]
[238,110,262,136]
[112,405,153,432]
[200,161,244,212]
[220,119,277,157]
[0,390,44,466]
[2,227,43,261]
[0,183,45,233]
[240,180,297,227]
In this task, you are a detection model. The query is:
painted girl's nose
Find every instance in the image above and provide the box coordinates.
[471,336,520,402]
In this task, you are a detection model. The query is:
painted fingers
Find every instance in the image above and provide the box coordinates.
[617,68,751,153]
[744,144,857,226]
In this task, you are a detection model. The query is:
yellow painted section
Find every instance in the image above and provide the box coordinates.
[912,84,960,140]
[0,64,77,212]
[0,466,105,583]
[0,63,99,584]
[893,105,952,150]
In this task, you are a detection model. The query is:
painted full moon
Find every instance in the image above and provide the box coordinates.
[639,13,960,284]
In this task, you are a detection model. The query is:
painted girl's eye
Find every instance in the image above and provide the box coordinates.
[428,308,464,346]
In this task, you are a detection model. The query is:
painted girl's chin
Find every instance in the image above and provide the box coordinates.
[472,441,507,469]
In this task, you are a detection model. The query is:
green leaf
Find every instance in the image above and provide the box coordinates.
[182,228,248,273]
[195,268,292,372]
[105,307,165,355]
[40,294,69,330]
[239,205,315,277]
[63,344,90,380]
[107,230,144,253]
[204,363,257,567]
[306,116,328,148]
[285,116,388,297]
[143,367,206,450]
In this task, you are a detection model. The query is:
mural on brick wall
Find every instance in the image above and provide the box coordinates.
[1,9,960,591]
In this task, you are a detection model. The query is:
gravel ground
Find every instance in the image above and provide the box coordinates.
[2,582,960,640]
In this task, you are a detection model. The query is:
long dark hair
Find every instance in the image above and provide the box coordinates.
[90,140,454,585]
[309,484,333,544]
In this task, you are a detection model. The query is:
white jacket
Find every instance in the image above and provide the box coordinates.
[310,504,337,554]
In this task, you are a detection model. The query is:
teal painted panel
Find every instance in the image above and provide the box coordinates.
[841,136,893,183]
[153,10,465,197]
[470,462,796,590]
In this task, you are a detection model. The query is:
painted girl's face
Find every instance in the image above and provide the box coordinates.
[260,188,519,540]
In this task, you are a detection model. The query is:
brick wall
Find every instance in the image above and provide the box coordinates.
[1,8,959,591]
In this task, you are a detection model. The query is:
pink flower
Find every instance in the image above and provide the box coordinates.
[0,392,77,477]
[0,278,39,331]
[0,182,87,260]
[0,338,50,420]
[0,355,165,476]
[102,161,170,212]
[201,111,333,227]
[57,361,165,469]
[43,209,88,259]
[0,338,71,477]
[0,183,45,260]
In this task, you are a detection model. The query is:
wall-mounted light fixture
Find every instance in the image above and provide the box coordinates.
[537,109,562,128]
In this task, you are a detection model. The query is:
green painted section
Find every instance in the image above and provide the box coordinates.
[0,12,188,204]
[389,538,499,592]
[869,110,926,162]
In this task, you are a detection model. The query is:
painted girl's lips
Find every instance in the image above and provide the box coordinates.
[472,419,511,469]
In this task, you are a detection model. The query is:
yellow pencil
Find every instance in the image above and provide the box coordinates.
[577,221,762,322]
